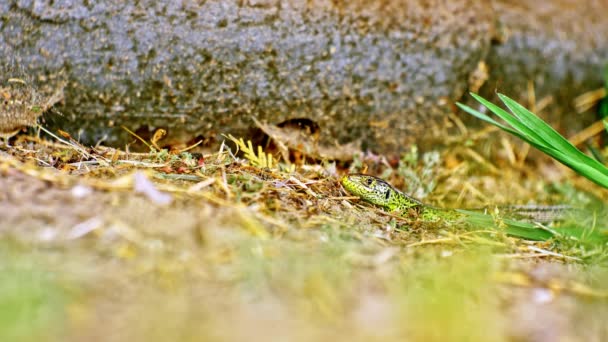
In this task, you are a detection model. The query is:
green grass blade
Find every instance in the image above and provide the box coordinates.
[455,102,523,137]
[457,101,556,156]
[455,100,554,149]
[468,93,551,148]
[459,99,577,164]
[458,210,554,241]
[459,92,608,189]
[548,150,608,188]
[499,94,608,172]
[520,143,608,187]
[498,93,578,149]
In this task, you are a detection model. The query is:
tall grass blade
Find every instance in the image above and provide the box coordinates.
[499,94,608,173]
[457,210,554,241]
[459,92,608,189]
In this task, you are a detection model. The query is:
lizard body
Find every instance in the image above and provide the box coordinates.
[341,174,568,226]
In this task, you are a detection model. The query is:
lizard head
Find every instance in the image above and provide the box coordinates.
[340,174,396,210]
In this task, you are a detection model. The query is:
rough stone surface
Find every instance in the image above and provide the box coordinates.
[478,0,608,132]
[1,0,607,151]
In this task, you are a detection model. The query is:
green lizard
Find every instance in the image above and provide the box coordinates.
[341,174,572,240]
[341,174,462,223]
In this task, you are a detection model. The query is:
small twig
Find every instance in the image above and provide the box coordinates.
[121,125,154,151]
[187,178,216,192]
[288,176,319,198]
[178,139,204,153]
[37,125,98,162]
[526,246,582,261]
[327,196,361,200]
[568,119,607,147]
[406,237,458,248]
[219,167,232,199]
[495,253,552,259]
[574,87,606,113]
[115,160,168,168]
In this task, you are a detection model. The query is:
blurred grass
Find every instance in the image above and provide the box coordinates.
[0,243,71,342]
[389,250,503,342]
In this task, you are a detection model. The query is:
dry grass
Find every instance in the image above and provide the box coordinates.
[1,129,608,341]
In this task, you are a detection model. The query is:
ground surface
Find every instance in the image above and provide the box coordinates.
[1,132,608,342]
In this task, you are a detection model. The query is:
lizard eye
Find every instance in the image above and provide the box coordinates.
[385,189,391,200]
[366,178,373,186]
